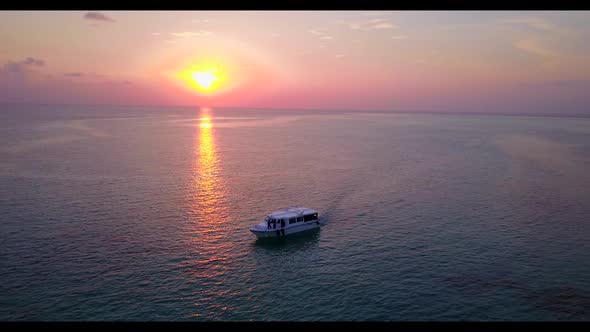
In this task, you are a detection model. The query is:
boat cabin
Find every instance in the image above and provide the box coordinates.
[250,207,321,238]
[264,207,319,227]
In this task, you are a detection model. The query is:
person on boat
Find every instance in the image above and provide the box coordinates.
[280,219,285,229]
[267,218,271,229]
[272,219,276,229]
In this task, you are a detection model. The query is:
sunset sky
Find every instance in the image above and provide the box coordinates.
[1,11,590,113]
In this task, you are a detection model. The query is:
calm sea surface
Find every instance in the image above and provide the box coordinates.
[1,104,590,321]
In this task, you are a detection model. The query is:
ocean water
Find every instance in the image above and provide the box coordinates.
[1,104,590,321]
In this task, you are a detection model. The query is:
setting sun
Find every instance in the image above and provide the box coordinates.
[176,64,226,94]
[192,71,218,90]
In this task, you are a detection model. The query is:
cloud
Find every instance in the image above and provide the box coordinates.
[514,39,559,61]
[349,18,397,31]
[191,19,213,24]
[498,16,578,70]
[0,57,46,79]
[0,62,25,76]
[64,72,84,77]
[152,32,161,36]
[170,31,211,38]
[23,57,45,66]
[308,29,334,41]
[499,17,558,32]
[190,18,224,25]
[360,12,394,17]
[84,12,115,23]
[391,35,407,40]
[373,22,395,29]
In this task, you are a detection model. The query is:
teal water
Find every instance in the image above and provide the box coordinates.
[1,104,590,321]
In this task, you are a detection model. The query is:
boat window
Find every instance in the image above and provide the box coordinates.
[289,218,296,224]
[303,214,318,222]
[297,217,303,222]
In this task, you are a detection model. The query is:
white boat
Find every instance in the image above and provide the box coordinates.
[250,207,324,238]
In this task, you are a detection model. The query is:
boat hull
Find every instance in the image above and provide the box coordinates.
[250,220,323,238]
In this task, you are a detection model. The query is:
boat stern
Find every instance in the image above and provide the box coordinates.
[250,222,272,238]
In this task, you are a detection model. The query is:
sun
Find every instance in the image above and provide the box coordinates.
[192,71,218,90]
[175,60,229,95]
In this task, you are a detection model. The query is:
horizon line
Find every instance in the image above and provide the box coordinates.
[1,101,589,119]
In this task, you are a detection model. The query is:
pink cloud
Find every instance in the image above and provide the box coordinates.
[83,12,115,23]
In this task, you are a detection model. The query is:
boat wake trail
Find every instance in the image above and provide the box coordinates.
[321,175,365,224]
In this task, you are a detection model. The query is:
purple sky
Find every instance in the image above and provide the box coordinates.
[1,11,589,113]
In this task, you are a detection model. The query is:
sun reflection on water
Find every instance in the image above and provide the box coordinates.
[186,108,257,319]
[197,111,217,195]
[200,115,213,129]
[193,107,228,228]
[188,107,231,264]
